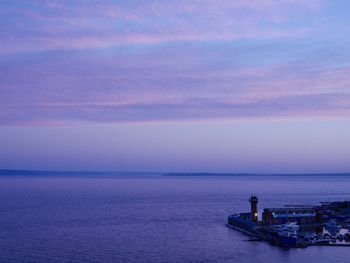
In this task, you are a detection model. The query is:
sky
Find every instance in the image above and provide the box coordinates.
[1,0,350,173]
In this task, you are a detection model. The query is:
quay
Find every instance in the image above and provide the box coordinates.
[227,196,350,248]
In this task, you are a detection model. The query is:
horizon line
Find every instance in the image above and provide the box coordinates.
[1,168,350,177]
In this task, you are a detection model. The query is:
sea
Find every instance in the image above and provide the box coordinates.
[0,174,349,263]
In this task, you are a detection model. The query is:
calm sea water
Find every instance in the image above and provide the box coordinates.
[0,175,350,263]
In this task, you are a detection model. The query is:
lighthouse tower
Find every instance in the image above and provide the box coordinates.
[249,195,258,223]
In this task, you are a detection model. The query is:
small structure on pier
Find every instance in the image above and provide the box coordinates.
[262,207,323,225]
[249,195,258,223]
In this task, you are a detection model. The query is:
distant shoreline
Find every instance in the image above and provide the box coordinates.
[1,169,350,177]
[163,172,350,177]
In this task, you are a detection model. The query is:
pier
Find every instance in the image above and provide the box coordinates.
[227,196,350,248]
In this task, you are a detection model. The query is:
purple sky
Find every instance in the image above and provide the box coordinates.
[1,0,350,173]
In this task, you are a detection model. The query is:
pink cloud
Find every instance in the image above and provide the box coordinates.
[0,0,324,54]
[1,47,350,125]
[2,0,349,126]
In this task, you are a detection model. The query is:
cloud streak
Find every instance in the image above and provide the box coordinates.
[0,0,322,53]
[1,0,350,125]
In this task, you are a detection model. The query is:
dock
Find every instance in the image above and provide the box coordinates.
[227,196,350,248]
